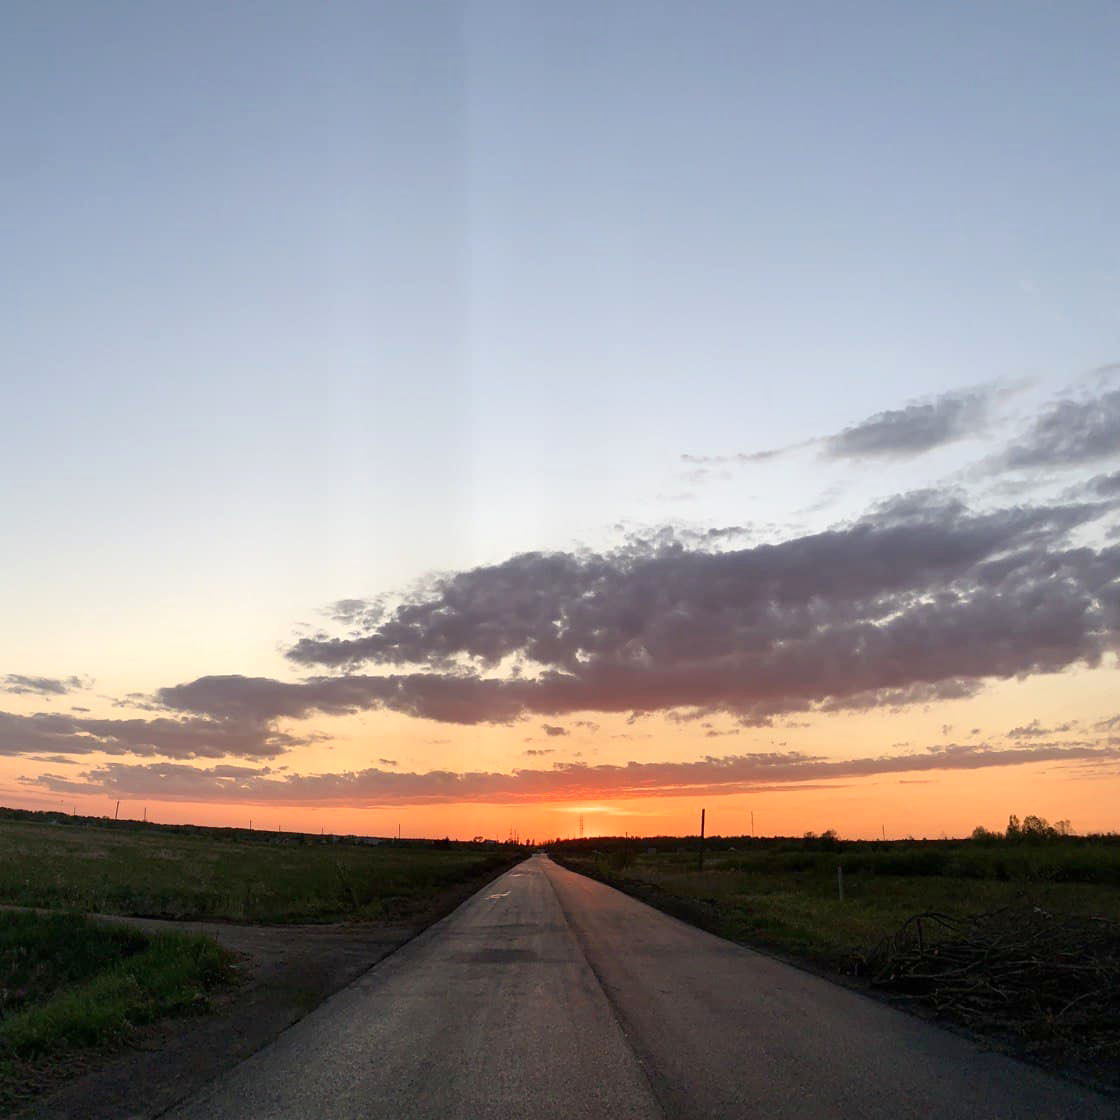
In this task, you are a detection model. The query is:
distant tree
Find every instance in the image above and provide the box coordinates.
[1022,814,1060,841]
[1005,813,1066,842]
[971,825,999,844]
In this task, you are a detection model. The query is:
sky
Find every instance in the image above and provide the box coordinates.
[2,2,1119,841]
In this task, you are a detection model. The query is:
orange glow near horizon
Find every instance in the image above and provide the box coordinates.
[4,762,1117,843]
[4,665,1118,842]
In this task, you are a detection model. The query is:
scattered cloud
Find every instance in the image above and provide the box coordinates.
[524,748,555,757]
[1007,719,1077,738]
[24,741,1118,807]
[999,387,1120,472]
[326,598,374,624]
[377,758,398,767]
[2,674,88,697]
[681,448,794,467]
[541,724,569,737]
[0,711,298,761]
[681,387,996,468]
[823,389,992,461]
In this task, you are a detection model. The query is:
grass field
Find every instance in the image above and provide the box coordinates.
[552,834,1120,969]
[0,910,230,1111]
[0,811,522,923]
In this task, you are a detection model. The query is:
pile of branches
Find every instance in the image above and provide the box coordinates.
[861,905,1120,1066]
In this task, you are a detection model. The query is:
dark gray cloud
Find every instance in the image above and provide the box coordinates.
[0,711,297,760]
[205,491,1120,727]
[541,724,569,737]
[24,740,1118,807]
[823,391,990,460]
[2,674,86,697]
[524,748,555,757]
[1001,387,1120,471]
[377,757,398,767]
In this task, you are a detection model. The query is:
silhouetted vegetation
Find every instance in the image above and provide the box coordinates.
[551,817,1120,888]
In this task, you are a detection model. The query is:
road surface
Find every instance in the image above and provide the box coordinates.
[168,854,1115,1119]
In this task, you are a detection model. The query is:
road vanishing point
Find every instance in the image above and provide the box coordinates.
[169,854,1114,1119]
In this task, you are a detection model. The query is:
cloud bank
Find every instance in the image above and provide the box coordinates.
[24,741,1120,807]
[237,491,1120,728]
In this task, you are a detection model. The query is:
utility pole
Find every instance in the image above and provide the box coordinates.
[579,814,584,839]
[143,807,147,823]
[698,808,706,872]
[114,800,120,820]
[751,810,754,837]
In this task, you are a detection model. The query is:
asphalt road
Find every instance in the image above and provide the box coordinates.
[168,855,1115,1120]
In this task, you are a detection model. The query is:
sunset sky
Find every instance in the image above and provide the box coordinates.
[3,2,1119,841]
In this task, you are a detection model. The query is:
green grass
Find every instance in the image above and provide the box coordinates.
[0,815,520,923]
[554,838,1120,971]
[0,910,230,1110]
